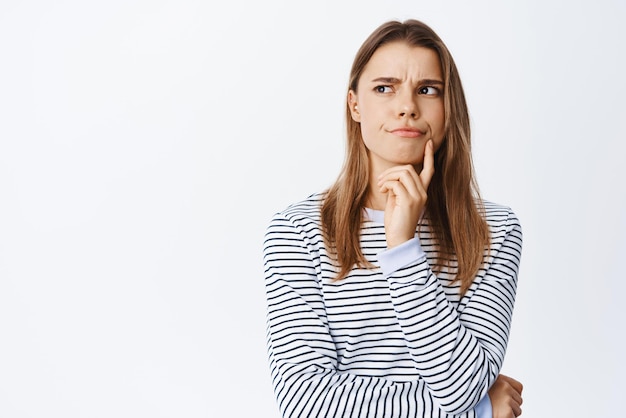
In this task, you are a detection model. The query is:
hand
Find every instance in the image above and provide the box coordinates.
[377,140,435,248]
[488,374,523,418]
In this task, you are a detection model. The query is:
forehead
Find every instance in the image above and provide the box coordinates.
[360,41,442,80]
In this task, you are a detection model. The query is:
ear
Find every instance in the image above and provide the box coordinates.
[347,90,361,122]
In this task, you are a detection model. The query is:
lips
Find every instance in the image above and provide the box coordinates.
[389,127,425,138]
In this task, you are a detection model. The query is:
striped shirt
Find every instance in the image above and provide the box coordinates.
[263,193,522,417]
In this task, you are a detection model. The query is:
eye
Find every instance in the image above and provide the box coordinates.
[374,85,393,93]
[418,86,441,96]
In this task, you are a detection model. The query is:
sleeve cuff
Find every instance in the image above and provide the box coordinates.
[474,393,492,418]
[377,237,426,277]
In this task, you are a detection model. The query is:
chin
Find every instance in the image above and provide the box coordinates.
[393,154,424,166]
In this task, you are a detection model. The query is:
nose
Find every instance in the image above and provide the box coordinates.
[398,91,419,119]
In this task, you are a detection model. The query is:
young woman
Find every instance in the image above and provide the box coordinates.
[264,19,523,418]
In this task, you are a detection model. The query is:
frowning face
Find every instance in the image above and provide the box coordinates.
[348,41,445,175]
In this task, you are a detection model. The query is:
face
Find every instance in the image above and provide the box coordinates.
[348,41,445,173]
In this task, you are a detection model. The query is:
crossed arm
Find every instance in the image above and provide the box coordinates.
[264,204,522,417]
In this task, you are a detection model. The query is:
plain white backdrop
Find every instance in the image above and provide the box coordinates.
[1,1,625,417]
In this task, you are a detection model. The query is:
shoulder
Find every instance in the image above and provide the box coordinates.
[481,200,515,215]
[280,192,325,220]
[481,200,522,245]
[263,192,326,257]
[266,192,325,231]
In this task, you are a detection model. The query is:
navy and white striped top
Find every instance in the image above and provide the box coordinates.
[263,192,522,417]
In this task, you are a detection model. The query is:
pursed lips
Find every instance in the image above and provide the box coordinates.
[388,127,426,138]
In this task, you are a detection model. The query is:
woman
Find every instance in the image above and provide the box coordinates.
[264,19,523,418]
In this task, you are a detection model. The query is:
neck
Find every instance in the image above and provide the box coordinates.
[366,179,387,211]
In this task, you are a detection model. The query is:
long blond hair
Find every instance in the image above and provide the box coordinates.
[321,19,490,295]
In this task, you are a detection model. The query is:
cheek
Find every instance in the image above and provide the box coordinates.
[357,110,377,137]
[430,108,446,150]
[430,107,445,133]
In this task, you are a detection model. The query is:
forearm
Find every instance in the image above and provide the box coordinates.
[263,207,521,417]
[266,272,412,417]
[379,215,521,414]
[387,266,497,414]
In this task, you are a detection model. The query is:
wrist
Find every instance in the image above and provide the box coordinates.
[387,237,411,249]
[386,231,415,248]
[378,237,426,278]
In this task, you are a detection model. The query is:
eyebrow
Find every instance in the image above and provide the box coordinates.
[370,77,444,85]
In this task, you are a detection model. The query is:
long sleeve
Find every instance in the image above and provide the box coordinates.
[264,213,387,417]
[263,197,521,418]
[381,206,521,414]
[474,395,493,418]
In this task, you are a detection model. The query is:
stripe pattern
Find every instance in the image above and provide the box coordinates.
[264,193,522,417]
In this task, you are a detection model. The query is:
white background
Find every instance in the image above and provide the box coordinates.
[1,1,625,417]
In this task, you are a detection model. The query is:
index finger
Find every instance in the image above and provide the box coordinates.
[419,139,435,188]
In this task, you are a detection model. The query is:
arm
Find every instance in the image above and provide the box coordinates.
[377,208,522,414]
[264,208,521,417]
[264,213,398,417]
[375,142,522,414]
